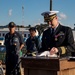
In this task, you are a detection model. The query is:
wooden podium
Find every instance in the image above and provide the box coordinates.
[21,57,75,75]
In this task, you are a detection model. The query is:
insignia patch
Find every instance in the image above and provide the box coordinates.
[13,38,19,42]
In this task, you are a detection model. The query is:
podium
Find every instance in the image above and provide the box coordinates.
[21,57,75,75]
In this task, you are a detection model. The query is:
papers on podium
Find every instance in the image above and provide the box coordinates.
[38,51,57,57]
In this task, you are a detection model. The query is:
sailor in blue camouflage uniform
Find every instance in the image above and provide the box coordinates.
[5,22,24,75]
[26,27,41,56]
[40,11,75,57]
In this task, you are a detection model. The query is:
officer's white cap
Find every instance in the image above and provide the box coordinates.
[41,11,59,22]
[41,11,59,16]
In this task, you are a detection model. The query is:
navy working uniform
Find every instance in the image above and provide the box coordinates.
[26,36,41,52]
[26,27,41,56]
[40,11,75,57]
[5,22,24,75]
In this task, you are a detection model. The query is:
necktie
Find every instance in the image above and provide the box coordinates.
[51,28,54,35]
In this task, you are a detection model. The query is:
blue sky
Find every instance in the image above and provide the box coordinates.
[0,0,75,29]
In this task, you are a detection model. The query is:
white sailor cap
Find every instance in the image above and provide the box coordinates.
[41,11,59,22]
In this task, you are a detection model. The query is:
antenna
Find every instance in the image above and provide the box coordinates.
[22,5,24,26]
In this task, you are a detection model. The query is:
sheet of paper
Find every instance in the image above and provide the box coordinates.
[37,51,57,57]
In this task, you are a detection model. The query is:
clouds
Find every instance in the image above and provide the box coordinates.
[8,9,12,16]
[58,12,67,20]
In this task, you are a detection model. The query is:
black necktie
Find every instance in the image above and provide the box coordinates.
[51,28,54,35]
